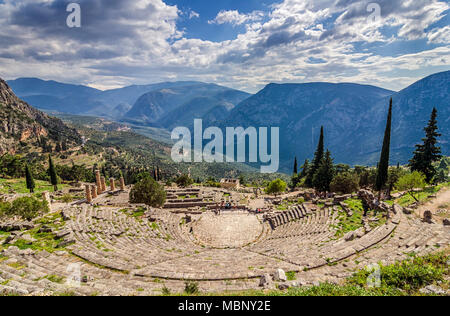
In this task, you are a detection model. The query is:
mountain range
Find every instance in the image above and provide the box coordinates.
[7,78,250,127]
[7,71,450,172]
[222,71,449,170]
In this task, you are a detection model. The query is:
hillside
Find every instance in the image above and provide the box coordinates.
[348,71,450,165]
[123,83,250,128]
[0,78,81,155]
[51,114,285,182]
[221,82,394,170]
[221,71,449,170]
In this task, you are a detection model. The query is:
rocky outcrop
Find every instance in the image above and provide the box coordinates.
[0,78,81,154]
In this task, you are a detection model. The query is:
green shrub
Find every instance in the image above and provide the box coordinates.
[3,197,49,220]
[162,286,171,296]
[265,179,287,196]
[286,271,297,281]
[176,175,193,188]
[330,172,360,194]
[184,281,199,295]
[395,171,427,202]
[129,177,166,207]
[348,253,448,293]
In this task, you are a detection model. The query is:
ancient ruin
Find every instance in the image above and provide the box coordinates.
[0,181,448,296]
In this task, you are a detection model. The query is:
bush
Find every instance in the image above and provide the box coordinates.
[348,252,448,293]
[265,179,287,196]
[0,201,11,218]
[3,197,49,220]
[330,172,360,194]
[395,171,426,202]
[175,174,193,188]
[184,281,199,295]
[129,177,166,207]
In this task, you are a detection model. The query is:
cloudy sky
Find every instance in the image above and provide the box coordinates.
[0,0,449,92]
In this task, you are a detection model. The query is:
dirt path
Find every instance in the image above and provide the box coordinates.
[417,186,450,222]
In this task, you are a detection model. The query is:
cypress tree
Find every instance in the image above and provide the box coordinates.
[48,155,58,192]
[25,164,35,193]
[312,150,334,193]
[293,157,298,175]
[306,126,324,187]
[300,159,309,178]
[409,108,442,183]
[375,98,393,198]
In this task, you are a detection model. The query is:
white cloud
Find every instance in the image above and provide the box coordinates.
[209,10,264,26]
[0,0,448,93]
[189,10,200,19]
[427,26,450,44]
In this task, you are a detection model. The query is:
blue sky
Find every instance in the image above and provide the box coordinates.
[164,0,281,42]
[0,0,448,93]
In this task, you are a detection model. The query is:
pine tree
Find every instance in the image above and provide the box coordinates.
[306,126,324,187]
[293,157,298,175]
[312,150,334,193]
[375,98,393,197]
[25,164,35,193]
[409,108,442,183]
[300,159,309,178]
[48,155,58,192]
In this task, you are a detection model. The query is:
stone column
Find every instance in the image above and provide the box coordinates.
[91,185,97,199]
[101,176,106,193]
[85,185,92,203]
[95,170,102,194]
[110,178,115,191]
[119,177,126,191]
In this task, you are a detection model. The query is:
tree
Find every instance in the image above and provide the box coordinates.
[306,126,324,187]
[291,157,300,188]
[293,157,298,175]
[265,179,287,196]
[387,167,407,197]
[312,150,334,193]
[176,174,194,188]
[376,98,393,198]
[290,174,300,190]
[48,155,58,191]
[434,169,448,184]
[238,174,246,186]
[438,158,448,171]
[395,171,426,202]
[300,159,309,178]
[330,172,359,194]
[409,108,442,183]
[25,164,35,193]
[129,177,166,207]
[335,164,351,175]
